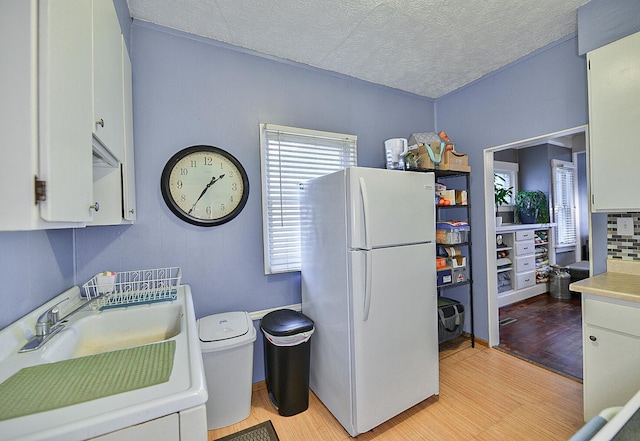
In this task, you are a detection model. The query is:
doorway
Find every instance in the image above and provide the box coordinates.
[483,125,591,351]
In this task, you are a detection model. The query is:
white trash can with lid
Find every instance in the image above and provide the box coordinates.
[198,311,256,430]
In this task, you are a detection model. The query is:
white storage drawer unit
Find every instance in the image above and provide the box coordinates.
[515,240,535,256]
[495,226,553,308]
[515,230,535,241]
[515,272,536,289]
[515,255,536,273]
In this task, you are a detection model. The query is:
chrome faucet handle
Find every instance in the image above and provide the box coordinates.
[35,298,69,337]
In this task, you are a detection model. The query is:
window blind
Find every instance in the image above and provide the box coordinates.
[260,124,357,274]
[551,160,577,247]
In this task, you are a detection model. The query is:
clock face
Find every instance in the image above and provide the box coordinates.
[161,146,249,226]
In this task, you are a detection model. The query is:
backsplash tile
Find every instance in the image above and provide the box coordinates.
[608,214,640,260]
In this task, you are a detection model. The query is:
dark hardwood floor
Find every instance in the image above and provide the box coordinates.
[498,293,583,381]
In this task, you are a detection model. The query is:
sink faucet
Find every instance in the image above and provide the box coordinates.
[19,292,110,353]
[35,300,65,338]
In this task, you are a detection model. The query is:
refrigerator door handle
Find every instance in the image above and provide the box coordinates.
[363,251,373,321]
[359,177,372,250]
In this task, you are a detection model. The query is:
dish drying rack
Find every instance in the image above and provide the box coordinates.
[82,267,182,310]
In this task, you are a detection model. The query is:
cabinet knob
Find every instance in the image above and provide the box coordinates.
[90,202,100,212]
[96,118,104,128]
[589,335,597,342]
[129,209,134,215]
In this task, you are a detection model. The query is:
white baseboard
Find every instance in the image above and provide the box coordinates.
[498,283,548,308]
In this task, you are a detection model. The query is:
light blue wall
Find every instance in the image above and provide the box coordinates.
[0,0,634,378]
[435,35,589,342]
[0,230,75,329]
[74,21,435,381]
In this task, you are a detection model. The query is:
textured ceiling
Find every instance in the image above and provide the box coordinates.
[127,0,588,99]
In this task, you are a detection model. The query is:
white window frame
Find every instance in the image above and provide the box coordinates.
[260,123,357,274]
[551,159,577,251]
[494,160,518,213]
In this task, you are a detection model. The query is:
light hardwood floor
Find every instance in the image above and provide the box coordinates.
[209,341,584,440]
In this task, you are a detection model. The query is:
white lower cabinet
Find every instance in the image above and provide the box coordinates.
[583,295,640,421]
[92,414,179,441]
[91,404,207,440]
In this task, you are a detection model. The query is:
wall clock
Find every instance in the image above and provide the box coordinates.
[160,145,249,226]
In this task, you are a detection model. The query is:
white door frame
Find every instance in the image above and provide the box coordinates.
[484,125,588,347]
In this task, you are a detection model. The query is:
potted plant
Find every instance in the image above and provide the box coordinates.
[514,190,550,224]
[494,175,513,226]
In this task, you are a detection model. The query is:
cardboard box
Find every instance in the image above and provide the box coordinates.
[408,142,471,172]
[442,246,467,268]
[442,150,470,172]
[411,142,445,170]
[455,190,468,205]
[437,189,456,205]
[453,267,468,283]
[435,182,447,193]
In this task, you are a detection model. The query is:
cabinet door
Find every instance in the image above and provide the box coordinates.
[92,413,179,440]
[92,0,124,160]
[122,37,137,221]
[587,32,640,211]
[38,0,94,222]
[583,324,640,420]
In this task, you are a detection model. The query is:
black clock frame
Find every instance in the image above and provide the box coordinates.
[160,145,249,227]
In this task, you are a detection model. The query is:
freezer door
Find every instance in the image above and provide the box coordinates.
[349,242,439,435]
[346,167,435,250]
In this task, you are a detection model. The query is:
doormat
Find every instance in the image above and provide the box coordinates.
[499,317,517,326]
[215,421,279,441]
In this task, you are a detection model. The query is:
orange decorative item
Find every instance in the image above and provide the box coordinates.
[439,131,452,143]
[438,131,455,151]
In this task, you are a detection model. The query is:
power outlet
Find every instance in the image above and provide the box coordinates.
[617,217,634,237]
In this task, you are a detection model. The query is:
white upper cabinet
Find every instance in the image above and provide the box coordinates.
[587,31,640,212]
[0,0,136,230]
[88,5,137,226]
[0,0,92,230]
[122,37,137,222]
[92,0,124,161]
[39,0,95,223]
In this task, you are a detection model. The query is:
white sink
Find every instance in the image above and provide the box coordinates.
[40,301,183,362]
[0,285,207,441]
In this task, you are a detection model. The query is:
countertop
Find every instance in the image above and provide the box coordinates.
[569,259,640,303]
[496,223,556,233]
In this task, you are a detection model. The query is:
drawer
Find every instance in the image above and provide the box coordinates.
[515,271,536,289]
[515,255,535,273]
[584,297,640,337]
[515,230,535,241]
[515,240,535,256]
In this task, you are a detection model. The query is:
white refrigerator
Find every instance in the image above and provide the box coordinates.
[300,166,439,437]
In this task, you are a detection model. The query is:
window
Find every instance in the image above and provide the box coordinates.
[494,160,518,210]
[551,159,577,248]
[260,124,357,274]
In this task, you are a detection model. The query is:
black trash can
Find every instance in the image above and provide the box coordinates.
[260,309,314,416]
